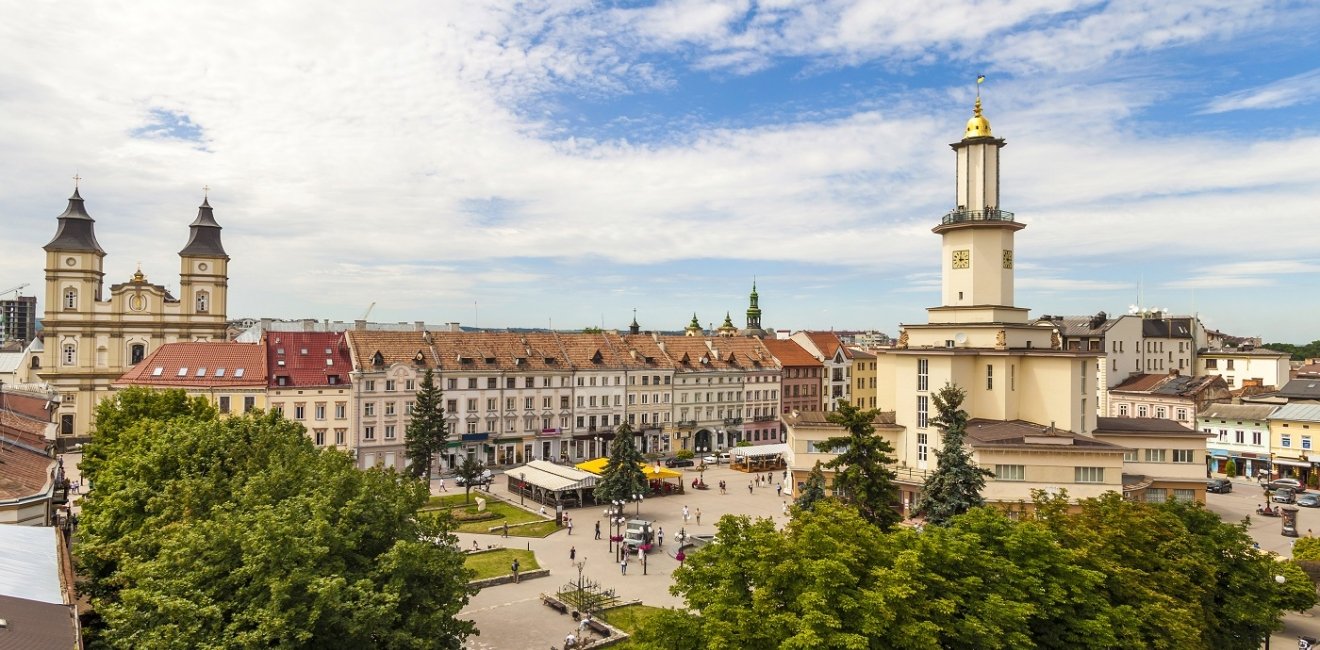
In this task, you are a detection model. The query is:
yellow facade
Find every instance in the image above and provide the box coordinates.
[39,191,229,447]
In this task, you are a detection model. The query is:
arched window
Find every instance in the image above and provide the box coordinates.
[62,344,76,366]
[130,344,146,365]
[64,288,78,310]
[196,290,209,313]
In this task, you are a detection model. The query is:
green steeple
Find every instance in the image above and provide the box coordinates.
[746,280,762,331]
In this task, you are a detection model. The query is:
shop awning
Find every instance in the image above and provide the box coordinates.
[1274,458,1310,468]
[730,443,789,459]
[574,458,681,480]
[508,460,598,492]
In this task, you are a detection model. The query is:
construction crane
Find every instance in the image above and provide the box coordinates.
[362,301,376,321]
[0,283,29,299]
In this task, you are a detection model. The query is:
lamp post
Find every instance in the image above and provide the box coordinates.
[575,558,587,590]
[633,492,643,516]
[1263,574,1287,649]
[519,472,526,506]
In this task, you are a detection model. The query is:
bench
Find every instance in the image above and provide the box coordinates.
[540,594,568,614]
[584,618,611,637]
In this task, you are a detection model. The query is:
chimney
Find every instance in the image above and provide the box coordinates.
[446,322,461,333]
[354,319,366,331]
[415,320,425,332]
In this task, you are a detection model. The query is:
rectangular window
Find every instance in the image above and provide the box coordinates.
[487,378,497,389]
[365,380,376,392]
[1173,449,1194,463]
[1226,359,1235,370]
[335,429,345,445]
[486,398,497,411]
[218,396,231,413]
[385,425,396,440]
[1118,404,1129,416]
[384,402,396,416]
[1123,449,1138,462]
[507,377,516,389]
[467,378,477,389]
[994,464,1024,481]
[917,433,928,461]
[363,403,375,417]
[1145,488,1167,503]
[244,396,255,412]
[986,364,993,390]
[447,378,457,390]
[917,358,929,391]
[1144,449,1167,462]
[406,401,415,415]
[1305,436,1313,451]
[1137,404,1148,418]
[385,380,396,391]
[1235,430,1244,444]
[1173,489,1196,503]
[1205,359,1217,369]
[917,395,929,429]
[315,404,326,420]
[1253,431,1262,445]
[364,426,376,440]
[314,429,325,446]
[295,405,306,420]
[405,379,415,391]
[1283,434,1292,448]
[1075,467,1104,483]
[335,403,346,419]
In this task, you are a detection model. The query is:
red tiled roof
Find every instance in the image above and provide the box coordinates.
[1,392,53,423]
[266,332,352,388]
[0,440,55,499]
[804,331,850,359]
[115,342,267,387]
[653,336,774,371]
[761,339,822,367]
[1110,373,1173,393]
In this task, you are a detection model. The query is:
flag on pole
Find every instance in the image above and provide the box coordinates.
[977,74,986,84]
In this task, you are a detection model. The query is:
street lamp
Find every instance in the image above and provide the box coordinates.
[575,558,587,589]
[633,492,643,516]
[1265,574,1287,650]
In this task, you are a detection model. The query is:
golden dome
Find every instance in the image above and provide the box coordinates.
[963,96,992,139]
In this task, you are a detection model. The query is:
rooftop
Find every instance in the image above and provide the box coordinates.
[266,331,351,388]
[116,342,267,388]
[964,419,1126,452]
[1093,417,1204,436]
[1199,403,1279,421]
[1270,403,1320,423]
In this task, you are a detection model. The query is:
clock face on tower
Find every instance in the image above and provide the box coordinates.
[951,249,970,269]
[1002,250,1014,269]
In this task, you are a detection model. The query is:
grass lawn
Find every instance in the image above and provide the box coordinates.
[465,548,539,581]
[424,493,476,508]
[505,520,561,538]
[599,604,667,634]
[451,500,551,534]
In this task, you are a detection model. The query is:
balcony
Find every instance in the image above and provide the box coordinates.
[723,417,743,425]
[939,208,1015,225]
[676,420,698,428]
[753,414,777,422]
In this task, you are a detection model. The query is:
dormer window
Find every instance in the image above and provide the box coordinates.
[372,351,385,366]
[414,351,425,365]
[484,357,496,364]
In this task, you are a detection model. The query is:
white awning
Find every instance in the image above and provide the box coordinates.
[1273,458,1311,468]
[730,443,789,458]
[509,460,598,492]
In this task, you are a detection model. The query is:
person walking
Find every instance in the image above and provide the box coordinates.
[568,519,574,535]
[748,481,754,494]
[512,558,521,583]
[695,508,702,525]
[682,505,690,523]
[438,477,447,492]
[502,522,509,538]
[595,520,601,540]
[620,557,628,575]
[657,527,664,547]
[570,545,577,560]
[776,483,783,497]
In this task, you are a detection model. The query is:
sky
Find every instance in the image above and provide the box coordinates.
[2,1,1319,342]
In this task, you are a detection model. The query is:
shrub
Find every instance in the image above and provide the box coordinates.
[674,449,695,460]
[1225,459,1237,477]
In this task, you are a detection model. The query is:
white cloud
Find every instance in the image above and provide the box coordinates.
[1202,68,1320,114]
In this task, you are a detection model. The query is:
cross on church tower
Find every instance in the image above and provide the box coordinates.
[72,172,81,189]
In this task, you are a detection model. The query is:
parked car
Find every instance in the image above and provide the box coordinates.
[1299,494,1320,508]
[455,469,494,487]
[1269,478,1305,493]
[664,457,695,468]
[702,452,731,464]
[1273,488,1297,504]
[1206,478,1233,494]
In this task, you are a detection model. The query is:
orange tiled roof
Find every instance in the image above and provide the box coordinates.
[116,342,267,387]
[762,339,822,367]
[654,336,774,371]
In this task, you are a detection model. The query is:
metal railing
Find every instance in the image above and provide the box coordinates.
[940,208,1015,225]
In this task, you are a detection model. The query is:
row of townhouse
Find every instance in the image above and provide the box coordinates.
[1203,402,1320,483]
[114,327,863,473]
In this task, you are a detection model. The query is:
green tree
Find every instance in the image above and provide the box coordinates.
[916,382,993,525]
[593,424,648,505]
[819,400,901,530]
[82,386,217,480]
[1293,536,1320,561]
[1225,458,1237,477]
[455,456,487,504]
[794,460,827,512]
[404,369,448,479]
[76,399,475,649]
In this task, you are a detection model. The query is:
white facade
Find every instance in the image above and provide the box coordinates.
[1199,403,1275,477]
[1198,349,1290,389]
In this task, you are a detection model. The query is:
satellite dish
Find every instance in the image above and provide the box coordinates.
[1128,305,1139,314]
[954,333,968,345]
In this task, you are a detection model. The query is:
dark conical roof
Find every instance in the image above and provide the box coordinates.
[43,188,106,254]
[179,197,228,258]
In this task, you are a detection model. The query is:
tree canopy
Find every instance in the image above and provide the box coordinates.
[454,456,487,504]
[794,460,827,512]
[916,382,993,525]
[593,424,648,505]
[1262,339,1320,361]
[819,400,902,530]
[77,388,476,649]
[633,493,1314,650]
[405,368,448,479]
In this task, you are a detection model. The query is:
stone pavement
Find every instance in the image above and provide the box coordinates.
[1205,475,1320,647]
[446,462,792,649]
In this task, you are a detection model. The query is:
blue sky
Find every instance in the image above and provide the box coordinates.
[2,1,1319,342]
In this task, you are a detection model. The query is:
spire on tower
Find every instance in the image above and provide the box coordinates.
[179,193,228,258]
[44,186,105,254]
